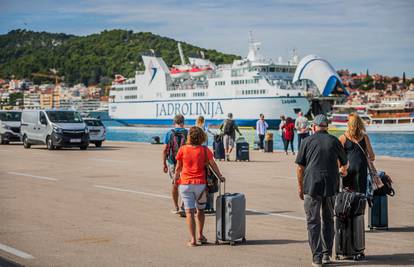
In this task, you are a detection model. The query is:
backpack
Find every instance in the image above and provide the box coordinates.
[223,119,235,135]
[167,129,187,165]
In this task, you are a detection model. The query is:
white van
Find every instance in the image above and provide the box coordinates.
[21,109,89,150]
[0,110,22,144]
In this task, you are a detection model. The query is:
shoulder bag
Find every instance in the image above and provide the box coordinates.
[204,146,219,193]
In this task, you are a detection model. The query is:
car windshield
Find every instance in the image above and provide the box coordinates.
[46,111,83,123]
[84,120,103,126]
[0,112,21,121]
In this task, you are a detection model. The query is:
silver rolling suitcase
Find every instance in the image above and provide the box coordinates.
[215,181,246,245]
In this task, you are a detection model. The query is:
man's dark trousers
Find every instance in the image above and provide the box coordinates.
[258,134,265,149]
[297,132,309,150]
[304,194,335,262]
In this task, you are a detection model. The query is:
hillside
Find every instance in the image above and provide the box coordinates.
[0,29,241,85]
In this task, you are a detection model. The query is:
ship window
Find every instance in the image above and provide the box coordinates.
[384,119,396,124]
[124,95,137,100]
[398,119,410,124]
[269,67,275,72]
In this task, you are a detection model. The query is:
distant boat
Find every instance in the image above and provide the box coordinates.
[330,102,414,133]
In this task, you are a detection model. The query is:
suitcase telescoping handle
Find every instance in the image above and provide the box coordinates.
[218,179,226,196]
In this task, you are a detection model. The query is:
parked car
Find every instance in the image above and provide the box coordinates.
[83,118,106,147]
[0,110,22,144]
[21,109,89,150]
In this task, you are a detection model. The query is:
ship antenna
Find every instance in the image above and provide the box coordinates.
[177,42,186,65]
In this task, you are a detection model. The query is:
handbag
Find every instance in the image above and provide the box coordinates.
[374,171,395,196]
[204,146,219,193]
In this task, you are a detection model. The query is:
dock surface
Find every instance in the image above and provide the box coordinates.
[1,142,413,266]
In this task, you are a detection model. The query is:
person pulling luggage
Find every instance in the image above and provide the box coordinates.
[219,113,242,161]
[174,126,225,246]
[295,114,348,267]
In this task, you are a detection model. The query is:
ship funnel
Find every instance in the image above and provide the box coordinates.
[177,43,186,65]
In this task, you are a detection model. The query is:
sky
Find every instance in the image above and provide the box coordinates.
[0,0,413,77]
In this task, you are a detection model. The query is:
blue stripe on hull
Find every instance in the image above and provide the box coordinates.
[114,118,282,129]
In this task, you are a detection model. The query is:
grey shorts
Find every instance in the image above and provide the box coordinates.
[179,184,207,210]
[223,135,235,150]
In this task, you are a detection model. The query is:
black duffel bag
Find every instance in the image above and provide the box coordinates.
[335,189,366,221]
[374,171,395,196]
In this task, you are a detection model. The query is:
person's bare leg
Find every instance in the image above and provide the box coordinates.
[196,209,206,241]
[172,183,179,210]
[185,209,196,245]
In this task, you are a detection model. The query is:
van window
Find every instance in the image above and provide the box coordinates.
[0,112,21,121]
[46,111,83,123]
[39,112,47,124]
[84,120,103,126]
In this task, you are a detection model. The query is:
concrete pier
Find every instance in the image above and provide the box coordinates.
[0,142,413,266]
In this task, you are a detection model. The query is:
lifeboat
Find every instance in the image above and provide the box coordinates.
[170,67,190,79]
[188,66,212,78]
[114,74,126,84]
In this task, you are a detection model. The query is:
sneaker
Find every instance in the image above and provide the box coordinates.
[179,208,186,217]
[171,208,180,214]
[322,254,331,264]
[312,257,322,267]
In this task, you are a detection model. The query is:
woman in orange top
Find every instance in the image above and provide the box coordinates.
[175,126,225,247]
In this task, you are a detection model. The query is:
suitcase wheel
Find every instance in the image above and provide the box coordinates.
[215,240,220,245]
[335,255,340,261]
[230,241,236,246]
[241,237,247,244]
[353,254,365,261]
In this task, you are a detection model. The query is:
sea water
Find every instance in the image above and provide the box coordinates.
[103,121,414,158]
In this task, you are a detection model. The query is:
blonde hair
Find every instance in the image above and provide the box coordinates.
[196,116,205,128]
[347,113,366,141]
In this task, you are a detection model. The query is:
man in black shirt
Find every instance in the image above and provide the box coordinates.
[295,114,348,267]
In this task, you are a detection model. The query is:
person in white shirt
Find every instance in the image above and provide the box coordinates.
[295,112,310,150]
[256,114,269,150]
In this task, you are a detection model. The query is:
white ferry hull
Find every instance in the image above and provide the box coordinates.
[109,96,309,128]
[366,123,414,133]
[331,122,414,133]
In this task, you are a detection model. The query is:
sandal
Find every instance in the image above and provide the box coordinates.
[187,241,197,247]
[198,236,208,245]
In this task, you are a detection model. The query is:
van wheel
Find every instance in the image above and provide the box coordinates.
[80,146,88,150]
[94,141,102,147]
[23,135,31,148]
[46,136,55,150]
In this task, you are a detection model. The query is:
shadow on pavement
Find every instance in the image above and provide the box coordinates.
[0,256,24,267]
[386,226,414,233]
[330,253,414,266]
[245,239,307,246]
[246,210,293,216]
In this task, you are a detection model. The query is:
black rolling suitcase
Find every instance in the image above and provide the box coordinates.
[334,189,366,261]
[213,135,225,160]
[235,137,249,161]
[264,140,273,152]
[368,194,388,230]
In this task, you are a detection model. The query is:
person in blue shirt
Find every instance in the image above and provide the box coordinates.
[256,114,269,151]
[162,114,188,215]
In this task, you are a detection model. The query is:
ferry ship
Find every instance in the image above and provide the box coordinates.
[330,101,414,133]
[109,35,313,128]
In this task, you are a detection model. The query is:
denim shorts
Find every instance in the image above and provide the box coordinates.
[179,184,207,210]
